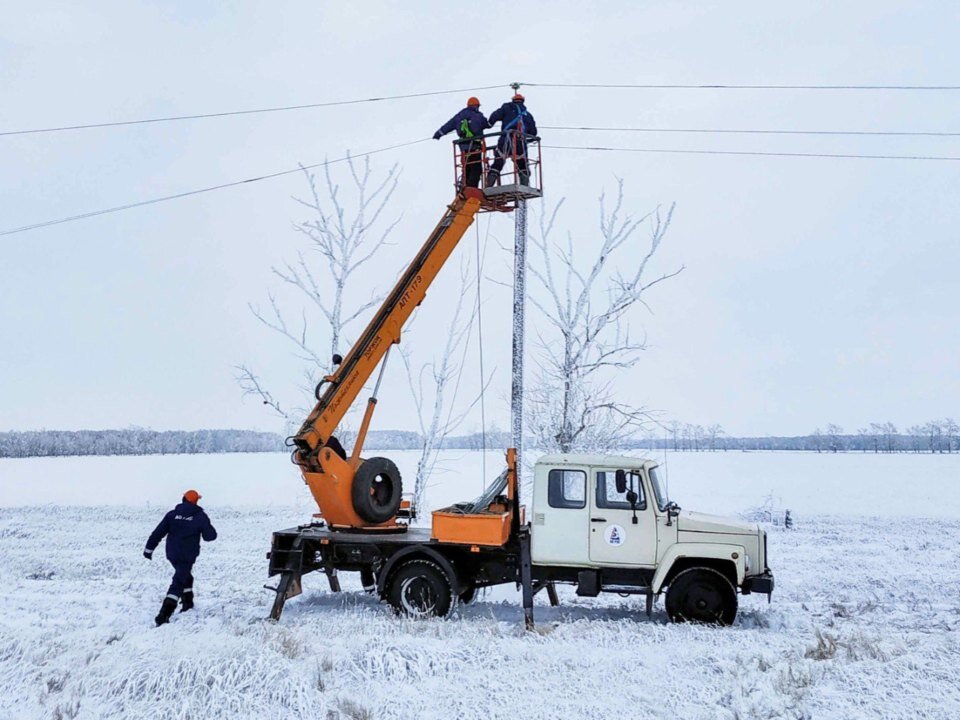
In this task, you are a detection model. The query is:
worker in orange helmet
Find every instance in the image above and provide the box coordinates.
[144,489,217,626]
[486,91,537,187]
[434,96,489,189]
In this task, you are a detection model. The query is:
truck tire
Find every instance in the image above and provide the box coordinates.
[665,567,738,626]
[386,559,454,618]
[352,457,402,524]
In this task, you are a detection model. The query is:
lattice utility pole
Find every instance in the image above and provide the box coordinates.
[510,198,527,482]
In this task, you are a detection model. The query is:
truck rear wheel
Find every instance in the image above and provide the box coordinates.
[665,567,738,626]
[352,457,402,524]
[386,559,454,618]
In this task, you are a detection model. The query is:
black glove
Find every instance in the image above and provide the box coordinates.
[143,549,152,560]
[433,131,442,140]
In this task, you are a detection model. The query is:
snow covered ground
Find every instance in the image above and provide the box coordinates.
[1,451,959,719]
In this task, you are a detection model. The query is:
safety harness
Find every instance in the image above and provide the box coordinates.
[501,103,528,134]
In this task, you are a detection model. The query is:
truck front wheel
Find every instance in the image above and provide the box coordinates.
[665,567,738,625]
[386,559,454,618]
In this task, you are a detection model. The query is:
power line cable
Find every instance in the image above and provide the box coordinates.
[543,144,960,162]
[7,79,957,138]
[523,81,960,91]
[8,139,958,239]
[543,125,960,138]
[0,85,507,137]
[0,138,429,237]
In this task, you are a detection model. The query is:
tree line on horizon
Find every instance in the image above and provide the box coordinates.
[633,419,959,454]
[2,421,957,458]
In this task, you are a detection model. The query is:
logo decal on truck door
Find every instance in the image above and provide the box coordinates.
[604,524,625,546]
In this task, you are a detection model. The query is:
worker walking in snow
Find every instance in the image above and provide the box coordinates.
[143,489,217,626]
[433,97,489,189]
[486,92,537,187]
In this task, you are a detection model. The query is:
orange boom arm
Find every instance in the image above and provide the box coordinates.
[291,189,483,524]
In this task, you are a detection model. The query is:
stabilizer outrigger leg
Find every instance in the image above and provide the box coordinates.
[265,536,304,621]
[519,527,535,630]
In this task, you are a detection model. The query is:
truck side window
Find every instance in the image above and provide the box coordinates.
[547,469,586,509]
[596,470,647,510]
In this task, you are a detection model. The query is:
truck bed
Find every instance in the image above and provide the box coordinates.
[273,523,435,547]
[268,522,520,582]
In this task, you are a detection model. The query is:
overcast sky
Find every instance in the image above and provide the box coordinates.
[1,1,958,437]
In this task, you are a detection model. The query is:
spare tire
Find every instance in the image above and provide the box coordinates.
[352,456,403,524]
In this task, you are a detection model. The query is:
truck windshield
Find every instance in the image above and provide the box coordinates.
[649,467,669,511]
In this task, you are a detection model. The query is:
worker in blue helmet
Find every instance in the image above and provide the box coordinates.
[486,92,537,187]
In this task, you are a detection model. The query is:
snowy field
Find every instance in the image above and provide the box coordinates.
[1,451,960,719]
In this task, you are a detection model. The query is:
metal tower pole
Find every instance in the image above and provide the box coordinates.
[510,198,528,484]
[511,196,534,631]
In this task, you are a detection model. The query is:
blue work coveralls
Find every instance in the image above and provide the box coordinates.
[434,106,489,188]
[145,501,217,600]
[488,101,538,181]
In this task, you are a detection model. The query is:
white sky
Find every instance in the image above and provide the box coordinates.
[1,1,958,437]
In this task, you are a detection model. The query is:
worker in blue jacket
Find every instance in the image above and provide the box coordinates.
[486,92,538,187]
[434,97,489,189]
[144,489,217,626]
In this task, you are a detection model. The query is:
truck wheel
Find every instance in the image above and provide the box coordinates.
[665,567,738,626]
[386,559,454,618]
[352,457,402,524]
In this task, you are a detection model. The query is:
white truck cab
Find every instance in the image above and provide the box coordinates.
[530,454,774,624]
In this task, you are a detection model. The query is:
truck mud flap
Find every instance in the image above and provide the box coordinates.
[576,570,600,597]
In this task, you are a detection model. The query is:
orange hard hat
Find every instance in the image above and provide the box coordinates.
[183,489,201,503]
[467,96,480,107]
[512,92,525,102]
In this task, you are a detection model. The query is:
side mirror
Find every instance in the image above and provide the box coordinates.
[626,489,638,506]
[665,501,680,526]
[615,469,627,494]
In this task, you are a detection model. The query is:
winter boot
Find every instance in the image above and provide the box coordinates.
[180,590,194,613]
[518,169,530,186]
[485,170,500,188]
[155,596,178,626]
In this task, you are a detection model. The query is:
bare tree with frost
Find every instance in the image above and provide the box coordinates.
[238,156,400,422]
[527,181,680,453]
[826,424,845,452]
[706,423,725,451]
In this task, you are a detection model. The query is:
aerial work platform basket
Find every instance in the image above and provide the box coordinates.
[452,131,542,212]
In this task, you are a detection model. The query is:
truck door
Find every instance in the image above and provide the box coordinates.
[531,466,591,566]
[588,468,657,566]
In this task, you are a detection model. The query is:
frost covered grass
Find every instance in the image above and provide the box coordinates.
[1,506,959,719]
[2,451,960,718]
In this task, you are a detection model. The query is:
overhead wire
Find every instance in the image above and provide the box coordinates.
[0,138,429,237]
[0,84,508,137]
[522,81,960,91]
[542,125,960,138]
[6,80,960,138]
[7,139,959,239]
[542,144,960,162]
